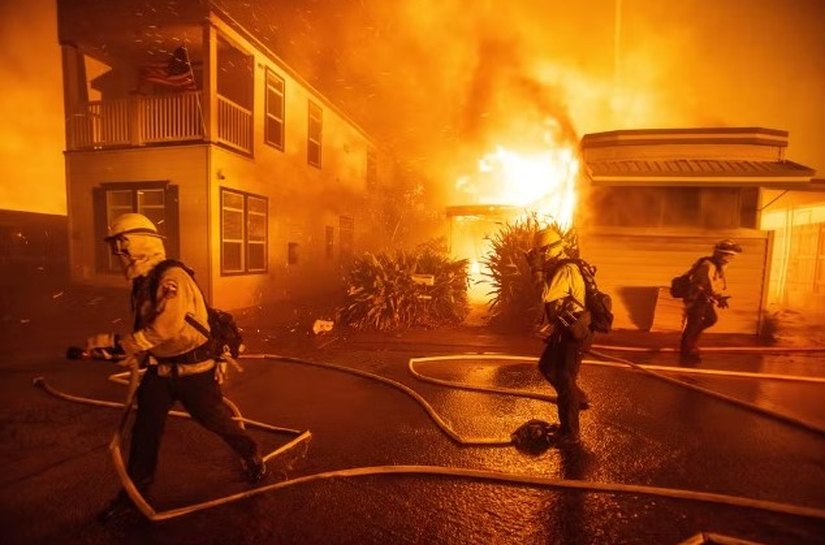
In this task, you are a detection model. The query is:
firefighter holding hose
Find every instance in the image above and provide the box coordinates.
[531,226,592,446]
[86,213,266,523]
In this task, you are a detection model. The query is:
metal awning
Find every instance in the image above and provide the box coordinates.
[585,159,815,185]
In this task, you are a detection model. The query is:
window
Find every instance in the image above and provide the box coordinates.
[662,188,701,226]
[308,101,322,168]
[325,226,335,259]
[740,188,759,228]
[264,69,285,150]
[221,188,268,274]
[366,148,377,189]
[591,187,754,229]
[339,215,354,258]
[94,182,178,273]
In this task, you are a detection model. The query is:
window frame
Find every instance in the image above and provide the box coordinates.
[307,100,323,168]
[220,187,268,275]
[99,181,170,274]
[264,68,285,151]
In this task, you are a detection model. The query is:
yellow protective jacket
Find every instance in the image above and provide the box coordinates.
[543,262,586,312]
[120,259,212,374]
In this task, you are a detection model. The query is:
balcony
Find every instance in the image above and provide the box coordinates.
[66,91,252,155]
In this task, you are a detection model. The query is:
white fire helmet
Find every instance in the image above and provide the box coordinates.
[104,213,166,280]
[104,213,165,242]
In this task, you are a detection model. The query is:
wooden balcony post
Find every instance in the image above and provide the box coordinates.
[60,44,88,149]
[129,94,143,146]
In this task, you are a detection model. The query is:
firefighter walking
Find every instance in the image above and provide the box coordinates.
[680,239,743,363]
[532,227,593,446]
[85,213,266,522]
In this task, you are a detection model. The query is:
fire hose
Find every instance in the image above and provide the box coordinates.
[592,343,825,353]
[33,351,825,522]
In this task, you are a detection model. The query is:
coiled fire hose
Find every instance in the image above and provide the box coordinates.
[34,350,825,522]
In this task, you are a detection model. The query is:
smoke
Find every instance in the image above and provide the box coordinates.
[2,0,823,217]
[248,0,824,181]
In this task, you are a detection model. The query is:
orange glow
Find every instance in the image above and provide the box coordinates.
[452,135,580,302]
[454,140,580,232]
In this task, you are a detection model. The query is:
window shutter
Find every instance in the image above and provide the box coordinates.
[92,187,108,273]
[164,184,180,259]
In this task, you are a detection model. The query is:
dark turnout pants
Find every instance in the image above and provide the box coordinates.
[538,330,587,438]
[127,366,258,491]
[680,299,718,355]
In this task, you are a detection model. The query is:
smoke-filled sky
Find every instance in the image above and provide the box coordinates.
[1,0,823,214]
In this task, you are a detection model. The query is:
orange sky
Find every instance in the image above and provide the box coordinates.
[0,0,65,215]
[1,0,823,215]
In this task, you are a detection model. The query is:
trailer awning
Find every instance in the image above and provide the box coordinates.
[585,158,815,186]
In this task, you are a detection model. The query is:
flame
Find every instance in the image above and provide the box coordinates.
[452,136,580,303]
[454,141,579,231]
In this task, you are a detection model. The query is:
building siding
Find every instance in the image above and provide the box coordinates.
[580,230,769,333]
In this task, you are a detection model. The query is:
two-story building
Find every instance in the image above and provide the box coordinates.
[58,0,389,309]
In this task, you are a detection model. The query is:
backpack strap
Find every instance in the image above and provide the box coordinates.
[185,313,210,338]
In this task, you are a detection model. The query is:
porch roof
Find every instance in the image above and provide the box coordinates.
[585,158,816,186]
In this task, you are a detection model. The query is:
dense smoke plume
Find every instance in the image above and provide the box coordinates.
[246,0,824,178]
[1,0,823,215]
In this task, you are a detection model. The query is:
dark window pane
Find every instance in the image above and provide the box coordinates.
[740,188,759,228]
[308,141,321,167]
[247,242,265,270]
[663,188,700,226]
[223,241,243,272]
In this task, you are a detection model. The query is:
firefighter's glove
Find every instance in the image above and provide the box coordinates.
[717,296,730,309]
[85,333,121,360]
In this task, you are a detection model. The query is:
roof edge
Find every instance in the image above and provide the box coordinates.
[581,127,789,149]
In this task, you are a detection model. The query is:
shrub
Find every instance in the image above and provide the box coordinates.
[483,216,544,331]
[338,240,469,331]
[482,217,575,332]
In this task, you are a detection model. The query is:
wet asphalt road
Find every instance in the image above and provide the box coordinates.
[1,321,825,545]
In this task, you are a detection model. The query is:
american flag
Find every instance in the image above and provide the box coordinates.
[140,46,196,89]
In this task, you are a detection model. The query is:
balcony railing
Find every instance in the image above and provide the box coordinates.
[67,91,252,154]
[217,95,252,154]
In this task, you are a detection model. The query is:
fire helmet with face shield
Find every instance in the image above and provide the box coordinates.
[104,213,166,279]
[533,226,565,260]
[104,213,165,243]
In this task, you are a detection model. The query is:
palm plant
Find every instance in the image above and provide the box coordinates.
[482,216,544,331]
[338,240,469,331]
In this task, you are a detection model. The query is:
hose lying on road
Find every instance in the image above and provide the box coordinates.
[408,353,825,438]
[592,343,825,354]
[33,349,825,523]
[586,348,825,437]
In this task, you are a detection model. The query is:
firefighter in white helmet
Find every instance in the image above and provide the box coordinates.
[86,213,266,523]
[680,239,742,363]
[532,226,591,446]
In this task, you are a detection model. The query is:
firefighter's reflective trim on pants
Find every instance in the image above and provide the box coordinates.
[148,357,216,378]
